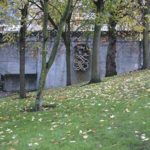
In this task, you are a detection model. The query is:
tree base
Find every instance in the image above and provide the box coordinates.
[105,72,117,77]
[66,82,71,86]
[89,79,101,84]
[20,94,26,99]
[21,104,57,112]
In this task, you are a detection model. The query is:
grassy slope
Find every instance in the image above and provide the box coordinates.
[0,70,150,150]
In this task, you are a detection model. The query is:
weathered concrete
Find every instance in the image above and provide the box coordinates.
[0,42,37,74]
[0,35,146,91]
[0,42,37,91]
[3,74,37,91]
[116,41,141,74]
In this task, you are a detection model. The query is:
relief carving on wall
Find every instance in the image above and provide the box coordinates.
[73,44,90,71]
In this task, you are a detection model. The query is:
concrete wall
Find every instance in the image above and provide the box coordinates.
[0,42,37,74]
[116,41,141,73]
[0,42,38,91]
[3,74,37,91]
[38,38,141,89]
[0,36,144,91]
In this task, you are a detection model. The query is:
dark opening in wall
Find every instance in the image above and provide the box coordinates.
[0,74,4,91]
[3,74,37,92]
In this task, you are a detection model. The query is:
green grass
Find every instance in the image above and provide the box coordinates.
[0,70,150,150]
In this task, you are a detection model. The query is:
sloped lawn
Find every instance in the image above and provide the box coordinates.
[0,70,150,150]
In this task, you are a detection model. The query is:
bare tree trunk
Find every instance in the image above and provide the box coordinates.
[35,0,73,111]
[63,13,72,86]
[143,25,150,69]
[90,0,104,83]
[35,0,48,111]
[46,19,72,86]
[46,0,73,70]
[142,0,150,69]
[64,32,71,85]
[19,2,29,98]
[33,1,73,86]
[106,19,117,77]
[90,23,101,83]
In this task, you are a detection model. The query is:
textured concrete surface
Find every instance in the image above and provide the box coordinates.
[0,35,145,91]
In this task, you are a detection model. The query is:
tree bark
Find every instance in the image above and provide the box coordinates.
[142,0,150,69]
[46,0,73,70]
[90,0,104,83]
[33,1,73,86]
[35,0,73,110]
[35,0,48,111]
[47,16,72,86]
[19,2,29,98]
[63,31,71,86]
[90,23,101,83]
[63,13,72,86]
[106,19,117,77]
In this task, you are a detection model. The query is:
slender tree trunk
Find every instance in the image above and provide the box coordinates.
[35,0,48,111]
[63,14,72,86]
[143,25,150,69]
[64,32,71,86]
[90,0,104,83]
[46,20,72,86]
[19,2,29,98]
[142,0,150,69]
[106,19,117,77]
[35,0,73,110]
[46,1,72,70]
[90,23,101,83]
[35,1,73,86]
